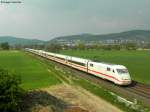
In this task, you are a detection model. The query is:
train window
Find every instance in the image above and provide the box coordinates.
[107,67,111,71]
[113,70,115,73]
[56,57,65,60]
[69,60,85,66]
[117,69,128,74]
[90,63,94,67]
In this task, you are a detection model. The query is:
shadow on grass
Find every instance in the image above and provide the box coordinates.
[20,90,69,112]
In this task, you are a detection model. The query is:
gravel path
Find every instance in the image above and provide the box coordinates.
[43,84,122,112]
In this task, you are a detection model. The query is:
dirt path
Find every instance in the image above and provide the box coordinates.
[42,84,122,112]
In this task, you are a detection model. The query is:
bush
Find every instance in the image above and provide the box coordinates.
[0,69,23,112]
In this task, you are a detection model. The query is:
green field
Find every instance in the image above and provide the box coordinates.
[0,50,149,111]
[0,51,61,90]
[61,50,150,84]
[0,50,149,86]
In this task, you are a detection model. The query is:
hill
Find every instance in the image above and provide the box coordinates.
[0,36,45,45]
[50,30,150,44]
[1,30,150,46]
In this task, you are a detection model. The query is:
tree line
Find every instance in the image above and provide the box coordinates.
[1,41,150,52]
[12,41,150,53]
[0,42,10,50]
[41,42,140,53]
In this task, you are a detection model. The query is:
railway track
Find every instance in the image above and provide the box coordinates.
[30,52,150,108]
[125,82,150,99]
[60,63,150,108]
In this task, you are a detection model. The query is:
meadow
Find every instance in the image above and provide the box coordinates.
[0,51,61,90]
[61,50,150,84]
[0,50,149,111]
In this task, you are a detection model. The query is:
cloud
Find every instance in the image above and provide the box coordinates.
[0,0,150,40]
[0,6,5,12]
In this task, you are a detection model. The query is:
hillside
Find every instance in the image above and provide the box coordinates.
[0,36,45,45]
[50,30,150,43]
[1,30,150,46]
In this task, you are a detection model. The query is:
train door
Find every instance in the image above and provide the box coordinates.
[66,56,72,67]
[86,61,90,72]
[106,67,116,82]
[88,62,95,74]
[65,56,68,64]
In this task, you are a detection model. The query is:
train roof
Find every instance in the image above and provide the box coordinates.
[92,60,116,65]
[70,56,90,63]
[91,61,126,68]
[55,53,68,58]
[99,62,116,65]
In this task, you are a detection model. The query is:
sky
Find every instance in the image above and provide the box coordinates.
[0,0,150,40]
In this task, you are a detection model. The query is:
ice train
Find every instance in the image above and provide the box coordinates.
[25,48,132,85]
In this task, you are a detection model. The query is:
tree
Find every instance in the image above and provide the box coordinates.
[1,42,10,50]
[102,45,112,50]
[111,44,121,50]
[45,43,61,53]
[143,43,150,49]
[14,44,23,50]
[75,42,86,50]
[124,42,137,50]
[0,69,23,112]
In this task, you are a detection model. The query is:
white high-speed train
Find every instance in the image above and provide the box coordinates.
[25,48,132,85]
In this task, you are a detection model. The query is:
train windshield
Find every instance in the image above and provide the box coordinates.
[117,69,128,74]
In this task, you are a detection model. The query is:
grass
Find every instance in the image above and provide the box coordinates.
[0,50,149,111]
[11,50,149,112]
[72,78,150,112]
[0,50,61,90]
[42,61,150,112]
[24,50,150,111]
[61,50,150,84]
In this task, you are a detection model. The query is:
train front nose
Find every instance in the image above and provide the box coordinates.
[121,73,131,80]
[116,68,131,85]
[120,73,132,85]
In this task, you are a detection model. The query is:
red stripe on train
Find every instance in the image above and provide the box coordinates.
[39,54,129,83]
[70,63,128,83]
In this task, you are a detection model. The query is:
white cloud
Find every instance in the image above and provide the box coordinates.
[0,0,150,40]
[0,6,5,12]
